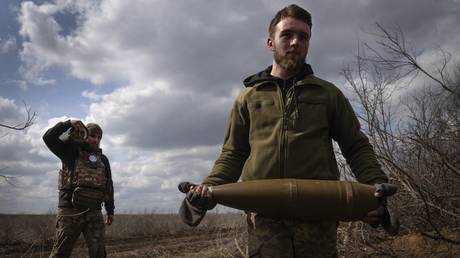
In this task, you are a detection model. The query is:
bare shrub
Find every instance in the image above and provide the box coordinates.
[340,22,460,252]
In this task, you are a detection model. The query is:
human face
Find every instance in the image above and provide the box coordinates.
[267,17,311,73]
[86,133,102,149]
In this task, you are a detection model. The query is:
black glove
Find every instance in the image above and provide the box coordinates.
[375,183,397,197]
[369,183,400,236]
[186,191,215,210]
[178,182,216,227]
[178,181,216,210]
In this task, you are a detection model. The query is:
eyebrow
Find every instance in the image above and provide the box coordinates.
[280,29,310,38]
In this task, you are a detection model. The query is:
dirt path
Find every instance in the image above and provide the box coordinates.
[103,230,236,257]
[1,229,239,258]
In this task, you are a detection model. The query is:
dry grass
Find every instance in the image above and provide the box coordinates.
[1,213,459,257]
[0,212,246,258]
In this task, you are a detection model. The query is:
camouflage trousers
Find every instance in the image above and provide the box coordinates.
[49,208,106,258]
[247,213,337,258]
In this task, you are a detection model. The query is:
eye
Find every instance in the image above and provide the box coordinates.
[299,33,310,41]
[280,31,292,39]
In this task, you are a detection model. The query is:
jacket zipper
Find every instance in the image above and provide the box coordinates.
[277,81,286,178]
[280,81,298,179]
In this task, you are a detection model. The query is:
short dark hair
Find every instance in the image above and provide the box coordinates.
[268,4,312,37]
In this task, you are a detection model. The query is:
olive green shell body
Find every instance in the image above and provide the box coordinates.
[209,179,378,221]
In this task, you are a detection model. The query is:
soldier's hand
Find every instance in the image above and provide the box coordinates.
[187,184,216,210]
[362,188,386,227]
[190,184,211,197]
[68,120,88,143]
[70,120,85,130]
[106,215,114,226]
[362,205,385,227]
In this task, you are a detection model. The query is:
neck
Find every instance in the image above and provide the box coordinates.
[80,142,100,153]
[270,61,300,80]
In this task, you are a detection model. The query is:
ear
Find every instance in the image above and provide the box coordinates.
[267,37,274,51]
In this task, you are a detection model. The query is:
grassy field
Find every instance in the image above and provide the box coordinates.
[1,213,459,257]
[0,212,247,257]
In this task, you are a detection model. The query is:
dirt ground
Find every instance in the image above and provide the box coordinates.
[1,228,241,258]
[3,229,460,258]
[379,229,460,258]
[1,213,459,258]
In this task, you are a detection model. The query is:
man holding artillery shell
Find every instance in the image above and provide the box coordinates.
[180,4,399,258]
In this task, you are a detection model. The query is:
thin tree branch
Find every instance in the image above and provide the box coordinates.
[0,101,36,131]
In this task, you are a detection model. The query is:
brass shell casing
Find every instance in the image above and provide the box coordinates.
[208,179,378,221]
[70,123,88,144]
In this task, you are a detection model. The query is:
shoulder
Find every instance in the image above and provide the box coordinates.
[101,154,110,164]
[229,87,255,108]
[237,87,253,102]
[299,75,347,101]
[301,75,341,91]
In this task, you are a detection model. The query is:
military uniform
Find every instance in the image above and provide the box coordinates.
[51,208,106,257]
[247,213,337,258]
[203,64,387,257]
[43,121,114,258]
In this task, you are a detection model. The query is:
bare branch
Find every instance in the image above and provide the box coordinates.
[0,168,18,187]
[342,22,460,245]
[367,23,460,97]
[0,101,36,131]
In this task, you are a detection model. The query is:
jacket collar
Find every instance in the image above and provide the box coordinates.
[243,63,314,88]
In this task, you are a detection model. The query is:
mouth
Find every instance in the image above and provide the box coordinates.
[286,49,300,55]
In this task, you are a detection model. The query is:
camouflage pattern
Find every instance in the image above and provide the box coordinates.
[49,208,106,258]
[74,151,107,190]
[58,168,72,190]
[247,213,337,258]
[58,150,106,191]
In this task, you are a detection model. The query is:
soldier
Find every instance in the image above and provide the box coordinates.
[189,4,388,258]
[43,120,114,258]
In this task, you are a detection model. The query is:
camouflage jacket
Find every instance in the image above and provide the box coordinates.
[43,120,115,215]
[203,64,388,186]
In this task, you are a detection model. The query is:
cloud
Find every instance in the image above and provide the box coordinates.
[0,116,62,213]
[0,97,33,128]
[15,0,279,92]
[16,0,460,89]
[109,145,219,212]
[0,97,22,120]
[6,0,460,214]
[0,113,223,214]
[85,81,236,150]
[82,89,101,101]
[0,35,17,54]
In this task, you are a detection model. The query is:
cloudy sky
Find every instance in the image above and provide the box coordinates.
[1,0,459,214]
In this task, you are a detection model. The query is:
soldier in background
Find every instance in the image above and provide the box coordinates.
[43,120,114,258]
[189,4,388,258]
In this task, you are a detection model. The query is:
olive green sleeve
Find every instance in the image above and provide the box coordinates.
[202,92,250,186]
[330,90,388,184]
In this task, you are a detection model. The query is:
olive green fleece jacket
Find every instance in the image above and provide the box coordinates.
[203,64,387,186]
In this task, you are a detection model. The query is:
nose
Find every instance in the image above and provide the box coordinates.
[290,36,300,47]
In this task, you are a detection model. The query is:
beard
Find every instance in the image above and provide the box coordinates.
[80,141,99,152]
[273,47,306,73]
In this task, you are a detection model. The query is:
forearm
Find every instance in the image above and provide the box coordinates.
[203,148,248,186]
[43,120,73,158]
[105,200,115,215]
[332,92,388,184]
[203,93,249,186]
[104,179,115,215]
[342,134,388,184]
[103,157,115,215]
